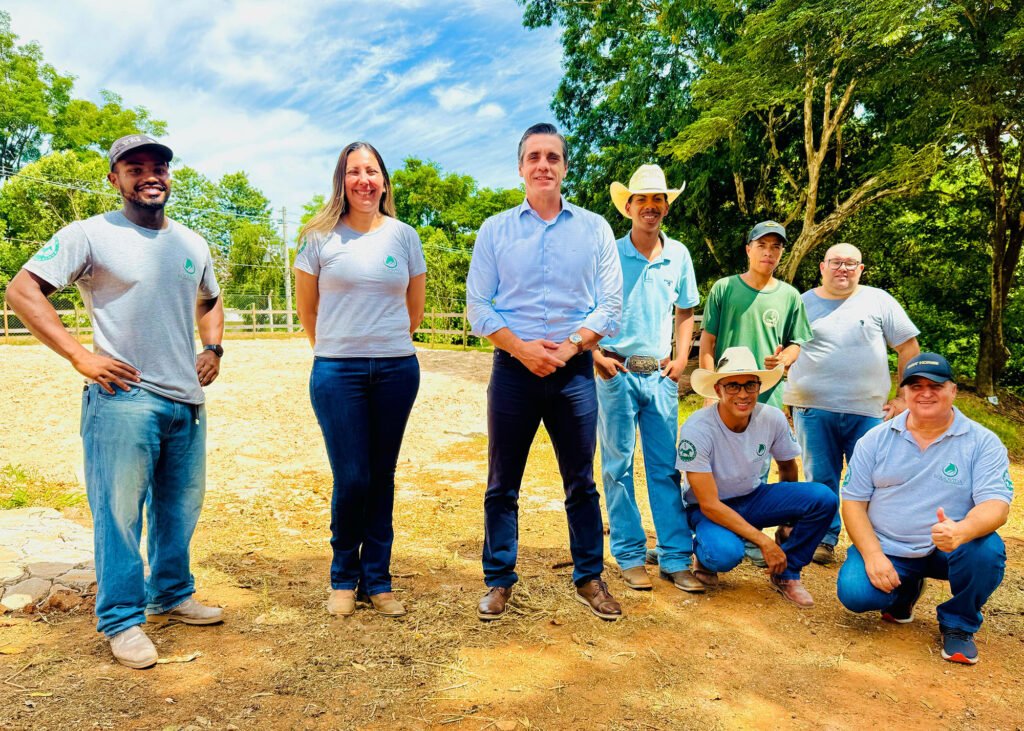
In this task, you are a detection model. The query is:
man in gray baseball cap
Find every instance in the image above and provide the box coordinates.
[108,134,173,169]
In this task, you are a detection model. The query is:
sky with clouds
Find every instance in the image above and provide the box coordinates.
[6,0,564,223]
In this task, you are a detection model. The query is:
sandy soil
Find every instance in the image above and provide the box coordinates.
[0,339,1022,731]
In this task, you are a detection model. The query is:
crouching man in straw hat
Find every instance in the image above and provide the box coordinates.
[676,346,837,607]
[595,165,705,593]
[837,352,1013,665]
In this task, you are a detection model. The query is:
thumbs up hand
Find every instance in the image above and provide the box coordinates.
[764,345,787,370]
[931,506,962,552]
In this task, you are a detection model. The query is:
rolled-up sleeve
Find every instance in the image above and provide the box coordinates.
[466,219,507,337]
[581,219,622,337]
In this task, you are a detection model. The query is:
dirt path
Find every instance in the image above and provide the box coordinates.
[0,340,1022,730]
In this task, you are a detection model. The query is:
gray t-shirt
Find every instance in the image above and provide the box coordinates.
[294,217,427,358]
[23,210,220,405]
[842,408,1013,558]
[676,403,801,504]
[784,286,919,417]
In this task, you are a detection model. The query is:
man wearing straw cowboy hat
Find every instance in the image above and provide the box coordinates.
[595,164,704,593]
[676,346,837,607]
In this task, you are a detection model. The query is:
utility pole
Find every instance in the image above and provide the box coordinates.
[281,206,294,333]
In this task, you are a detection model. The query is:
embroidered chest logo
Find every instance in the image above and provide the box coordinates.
[756,443,767,457]
[939,462,964,485]
[762,309,780,327]
[384,255,398,269]
[678,439,697,462]
[184,258,196,275]
[33,237,60,261]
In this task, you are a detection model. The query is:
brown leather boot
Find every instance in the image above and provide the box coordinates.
[575,579,623,620]
[369,592,406,617]
[477,586,512,621]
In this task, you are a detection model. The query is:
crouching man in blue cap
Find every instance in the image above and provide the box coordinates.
[837,352,1013,665]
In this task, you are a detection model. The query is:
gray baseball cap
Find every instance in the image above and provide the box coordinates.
[747,220,787,244]
[108,134,173,169]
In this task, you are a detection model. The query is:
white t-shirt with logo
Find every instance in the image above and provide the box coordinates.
[294,217,427,358]
[842,408,1013,557]
[23,211,220,404]
[676,403,802,504]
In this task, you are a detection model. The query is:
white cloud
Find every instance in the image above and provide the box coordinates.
[431,84,486,112]
[476,103,506,120]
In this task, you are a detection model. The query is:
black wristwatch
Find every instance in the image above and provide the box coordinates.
[203,344,224,358]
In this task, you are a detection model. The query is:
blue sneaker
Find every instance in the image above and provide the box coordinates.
[881,578,925,624]
[940,626,979,665]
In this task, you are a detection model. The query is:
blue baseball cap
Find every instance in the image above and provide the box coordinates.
[747,220,787,244]
[900,352,954,387]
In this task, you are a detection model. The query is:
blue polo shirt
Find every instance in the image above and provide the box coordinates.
[599,233,699,360]
[842,408,1013,558]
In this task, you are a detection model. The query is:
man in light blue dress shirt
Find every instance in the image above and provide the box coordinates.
[594,164,705,594]
[467,123,624,621]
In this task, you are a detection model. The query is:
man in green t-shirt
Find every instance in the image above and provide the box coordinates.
[699,221,813,410]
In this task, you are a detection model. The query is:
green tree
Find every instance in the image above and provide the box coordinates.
[0,11,164,179]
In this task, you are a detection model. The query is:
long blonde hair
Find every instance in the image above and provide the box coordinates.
[299,141,396,241]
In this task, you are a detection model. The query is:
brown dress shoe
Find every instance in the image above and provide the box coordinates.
[477,586,512,621]
[369,592,406,617]
[620,566,653,591]
[769,575,814,609]
[661,569,707,593]
[575,579,623,620]
[691,555,720,588]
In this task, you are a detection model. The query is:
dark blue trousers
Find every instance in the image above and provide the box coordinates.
[837,535,1006,632]
[483,349,604,587]
[310,355,419,595]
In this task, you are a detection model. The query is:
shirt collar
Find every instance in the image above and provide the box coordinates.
[617,230,671,263]
[519,195,574,223]
[888,406,969,439]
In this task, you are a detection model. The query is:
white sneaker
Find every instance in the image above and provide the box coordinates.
[109,626,158,669]
[146,597,224,625]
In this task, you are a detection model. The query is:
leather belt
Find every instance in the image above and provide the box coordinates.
[600,349,669,374]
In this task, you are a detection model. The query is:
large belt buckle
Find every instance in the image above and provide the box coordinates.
[625,355,658,374]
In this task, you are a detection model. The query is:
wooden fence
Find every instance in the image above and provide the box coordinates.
[1,299,701,353]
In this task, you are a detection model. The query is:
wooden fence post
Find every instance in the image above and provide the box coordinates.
[73,302,81,342]
[251,303,257,339]
[462,309,468,350]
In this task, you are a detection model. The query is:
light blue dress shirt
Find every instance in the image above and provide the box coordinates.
[842,408,1013,558]
[600,233,699,360]
[466,196,622,342]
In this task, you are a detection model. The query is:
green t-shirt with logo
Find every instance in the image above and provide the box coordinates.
[702,275,813,408]
[23,211,220,405]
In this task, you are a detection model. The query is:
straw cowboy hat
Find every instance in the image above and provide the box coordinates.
[609,164,684,218]
[691,346,784,400]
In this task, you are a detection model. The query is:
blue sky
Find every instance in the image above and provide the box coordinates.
[7,0,564,222]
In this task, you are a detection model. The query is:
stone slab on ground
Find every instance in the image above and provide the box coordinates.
[0,507,96,611]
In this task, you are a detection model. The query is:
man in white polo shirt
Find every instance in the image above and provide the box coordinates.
[838,352,1013,665]
[676,347,837,608]
[785,243,920,565]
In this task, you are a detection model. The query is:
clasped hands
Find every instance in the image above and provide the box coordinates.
[865,508,965,593]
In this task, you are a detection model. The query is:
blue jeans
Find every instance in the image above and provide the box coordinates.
[310,355,419,595]
[793,407,881,547]
[837,536,1006,633]
[81,385,206,637]
[687,481,837,580]
[596,371,691,573]
[483,349,604,587]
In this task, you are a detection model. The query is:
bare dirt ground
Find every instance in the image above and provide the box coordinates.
[0,338,1022,731]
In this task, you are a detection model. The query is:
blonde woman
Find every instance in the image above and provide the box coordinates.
[294,141,426,617]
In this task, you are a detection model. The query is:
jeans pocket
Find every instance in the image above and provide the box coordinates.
[79,387,91,437]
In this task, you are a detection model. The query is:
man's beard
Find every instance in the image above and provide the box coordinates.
[125,189,170,211]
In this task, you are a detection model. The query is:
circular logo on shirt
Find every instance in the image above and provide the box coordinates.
[756,443,767,456]
[943,463,959,478]
[184,258,196,275]
[678,439,697,462]
[384,255,398,269]
[33,237,60,261]
[762,309,780,327]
